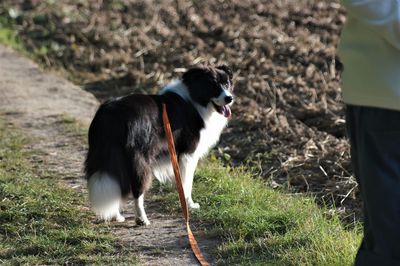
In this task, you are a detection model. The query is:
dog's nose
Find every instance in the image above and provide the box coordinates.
[224,96,233,104]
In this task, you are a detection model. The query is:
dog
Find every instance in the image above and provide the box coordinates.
[84,65,234,225]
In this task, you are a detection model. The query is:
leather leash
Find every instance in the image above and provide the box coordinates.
[162,104,210,266]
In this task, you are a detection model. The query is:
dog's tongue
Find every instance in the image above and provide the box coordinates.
[222,105,232,118]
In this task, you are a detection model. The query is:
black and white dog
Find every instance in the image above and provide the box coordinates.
[84,65,234,225]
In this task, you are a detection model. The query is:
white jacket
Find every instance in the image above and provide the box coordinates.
[339,0,400,110]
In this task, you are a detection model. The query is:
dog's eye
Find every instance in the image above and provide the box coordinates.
[218,83,229,92]
[223,79,231,88]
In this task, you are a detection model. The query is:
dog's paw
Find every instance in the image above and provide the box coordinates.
[115,215,126,223]
[136,217,151,226]
[188,202,200,209]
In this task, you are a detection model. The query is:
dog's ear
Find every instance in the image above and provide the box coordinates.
[217,64,233,80]
[182,67,208,83]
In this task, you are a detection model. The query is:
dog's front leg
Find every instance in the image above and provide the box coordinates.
[179,154,200,209]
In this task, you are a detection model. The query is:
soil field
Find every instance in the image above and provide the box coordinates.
[0,0,359,220]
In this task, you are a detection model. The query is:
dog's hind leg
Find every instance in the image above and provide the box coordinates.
[133,194,150,226]
[180,154,200,209]
[131,156,152,226]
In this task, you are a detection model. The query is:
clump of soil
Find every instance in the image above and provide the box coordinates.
[0,0,360,220]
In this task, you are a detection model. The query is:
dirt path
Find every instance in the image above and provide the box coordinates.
[0,44,215,265]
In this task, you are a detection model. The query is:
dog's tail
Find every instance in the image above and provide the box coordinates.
[87,172,122,221]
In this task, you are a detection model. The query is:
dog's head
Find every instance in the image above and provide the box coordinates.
[182,65,234,118]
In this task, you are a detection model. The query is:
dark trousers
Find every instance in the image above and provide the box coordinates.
[346,105,400,266]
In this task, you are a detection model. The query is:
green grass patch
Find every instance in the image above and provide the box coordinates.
[161,161,362,265]
[0,15,25,53]
[0,26,22,51]
[0,12,54,71]
[0,119,138,265]
[55,113,88,141]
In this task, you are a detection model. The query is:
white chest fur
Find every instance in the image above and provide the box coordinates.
[194,104,228,158]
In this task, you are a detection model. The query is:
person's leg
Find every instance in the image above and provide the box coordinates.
[347,105,400,266]
[346,106,374,259]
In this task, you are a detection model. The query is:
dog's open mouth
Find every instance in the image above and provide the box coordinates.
[212,102,232,118]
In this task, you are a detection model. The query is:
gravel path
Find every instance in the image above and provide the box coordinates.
[0,44,215,265]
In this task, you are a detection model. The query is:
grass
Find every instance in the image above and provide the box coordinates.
[55,113,88,140]
[38,114,362,265]
[0,26,23,51]
[161,160,362,265]
[0,119,138,265]
[0,16,25,53]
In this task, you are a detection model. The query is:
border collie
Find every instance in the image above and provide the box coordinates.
[84,65,234,225]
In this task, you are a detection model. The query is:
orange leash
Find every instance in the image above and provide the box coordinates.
[162,104,210,266]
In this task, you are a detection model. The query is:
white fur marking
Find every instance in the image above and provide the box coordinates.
[88,172,123,221]
[159,80,190,100]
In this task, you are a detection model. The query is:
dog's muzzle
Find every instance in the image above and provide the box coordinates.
[212,88,234,118]
[212,99,232,118]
